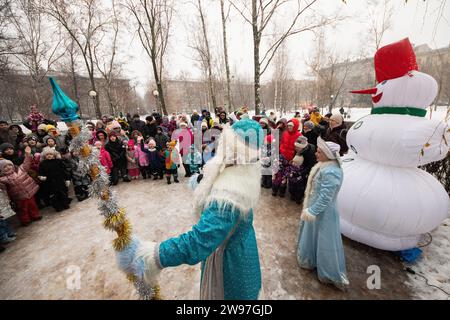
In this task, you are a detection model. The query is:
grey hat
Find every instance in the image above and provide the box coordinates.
[303,121,315,130]
[0,143,14,154]
[43,135,56,145]
[0,159,14,175]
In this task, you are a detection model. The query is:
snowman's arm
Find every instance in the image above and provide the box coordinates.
[305,169,342,219]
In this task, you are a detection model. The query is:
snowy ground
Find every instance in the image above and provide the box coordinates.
[1,171,448,300]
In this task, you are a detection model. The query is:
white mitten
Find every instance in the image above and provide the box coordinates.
[65,180,71,187]
[116,237,162,287]
[38,176,47,181]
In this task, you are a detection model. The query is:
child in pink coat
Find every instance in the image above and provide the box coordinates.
[94,141,113,174]
[135,136,150,179]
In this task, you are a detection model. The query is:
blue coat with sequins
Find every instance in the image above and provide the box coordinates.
[158,202,261,300]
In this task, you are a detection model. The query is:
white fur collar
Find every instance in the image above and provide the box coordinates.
[202,164,261,218]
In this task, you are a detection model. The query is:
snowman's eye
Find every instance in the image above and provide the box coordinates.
[381,80,387,85]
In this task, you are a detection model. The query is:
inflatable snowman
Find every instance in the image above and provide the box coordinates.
[337,38,449,251]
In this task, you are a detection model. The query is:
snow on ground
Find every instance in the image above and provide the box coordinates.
[403,218,450,300]
[1,173,447,300]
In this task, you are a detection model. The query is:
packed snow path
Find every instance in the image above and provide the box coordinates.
[0,177,448,299]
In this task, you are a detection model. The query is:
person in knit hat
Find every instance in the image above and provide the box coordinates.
[0,146,42,226]
[302,120,319,147]
[22,134,43,154]
[23,105,45,133]
[280,118,302,162]
[258,117,270,136]
[126,139,140,180]
[324,113,348,156]
[164,140,180,184]
[94,141,113,176]
[173,122,194,178]
[8,124,25,149]
[45,125,67,151]
[36,123,48,143]
[0,142,24,166]
[117,119,264,300]
[286,136,317,204]
[38,147,72,212]
[310,107,323,126]
[137,136,165,180]
[297,137,348,290]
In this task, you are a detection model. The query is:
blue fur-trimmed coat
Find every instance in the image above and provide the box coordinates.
[157,165,262,299]
[297,161,349,287]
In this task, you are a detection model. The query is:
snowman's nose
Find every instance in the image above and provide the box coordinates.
[350,88,378,95]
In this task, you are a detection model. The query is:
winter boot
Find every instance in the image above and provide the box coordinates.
[123,175,131,182]
[173,174,179,183]
[272,184,279,197]
[166,176,171,185]
[279,185,287,198]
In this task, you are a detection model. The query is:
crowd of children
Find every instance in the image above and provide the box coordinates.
[0,105,347,253]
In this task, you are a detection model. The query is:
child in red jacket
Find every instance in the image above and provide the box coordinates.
[0,146,41,226]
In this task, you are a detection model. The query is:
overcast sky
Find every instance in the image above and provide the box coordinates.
[120,0,450,96]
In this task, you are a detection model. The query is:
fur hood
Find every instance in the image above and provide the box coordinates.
[193,125,261,218]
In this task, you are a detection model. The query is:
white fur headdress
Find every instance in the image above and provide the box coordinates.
[192,121,262,218]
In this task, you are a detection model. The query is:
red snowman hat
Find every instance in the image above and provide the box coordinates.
[351,38,419,94]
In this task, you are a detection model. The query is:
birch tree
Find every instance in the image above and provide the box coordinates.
[230,0,341,114]
[123,0,174,116]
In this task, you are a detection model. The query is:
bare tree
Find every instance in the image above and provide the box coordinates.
[230,0,341,114]
[123,0,174,116]
[7,0,65,108]
[189,0,217,113]
[307,30,350,112]
[43,0,111,119]
[0,0,15,77]
[367,0,394,52]
[220,0,232,112]
[55,37,83,116]
[94,0,121,116]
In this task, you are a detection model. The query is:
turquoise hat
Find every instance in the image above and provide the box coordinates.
[231,118,264,149]
[49,77,80,122]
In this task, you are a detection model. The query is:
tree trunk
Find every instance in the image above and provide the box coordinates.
[252,0,261,115]
[88,72,101,119]
[152,57,167,116]
[70,59,81,118]
[198,0,216,112]
[220,0,232,112]
[273,80,278,111]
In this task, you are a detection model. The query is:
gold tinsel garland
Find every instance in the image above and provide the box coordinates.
[66,121,161,300]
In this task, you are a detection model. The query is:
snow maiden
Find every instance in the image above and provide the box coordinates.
[116,119,265,300]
